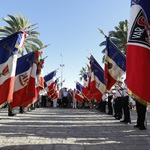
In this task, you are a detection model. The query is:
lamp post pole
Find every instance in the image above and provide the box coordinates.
[60,54,65,89]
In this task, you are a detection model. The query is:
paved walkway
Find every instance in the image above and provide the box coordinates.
[0,107,150,150]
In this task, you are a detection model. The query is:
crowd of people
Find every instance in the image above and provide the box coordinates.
[38,88,92,109]
[2,79,148,130]
[97,79,147,130]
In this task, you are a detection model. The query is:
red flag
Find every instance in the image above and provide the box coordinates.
[50,90,59,100]
[74,90,84,102]
[126,1,150,104]
[22,86,40,109]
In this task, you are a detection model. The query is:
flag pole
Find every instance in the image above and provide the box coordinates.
[87,49,92,56]
[54,68,59,72]
[42,56,48,60]
[25,23,38,30]
[37,44,51,51]
[60,54,65,89]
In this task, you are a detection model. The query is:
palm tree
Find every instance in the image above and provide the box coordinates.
[100,20,128,55]
[0,14,43,55]
[79,67,87,82]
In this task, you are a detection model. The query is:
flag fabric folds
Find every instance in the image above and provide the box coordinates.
[0,31,26,107]
[105,37,126,90]
[82,73,93,100]
[44,70,57,98]
[89,55,106,102]
[75,82,84,102]
[126,0,150,103]
[10,51,37,109]
[76,82,83,92]
[22,54,45,109]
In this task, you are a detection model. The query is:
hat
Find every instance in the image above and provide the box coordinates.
[118,80,123,83]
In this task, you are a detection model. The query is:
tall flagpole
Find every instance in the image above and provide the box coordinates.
[60,54,65,89]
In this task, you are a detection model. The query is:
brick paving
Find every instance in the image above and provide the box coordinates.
[0,107,150,150]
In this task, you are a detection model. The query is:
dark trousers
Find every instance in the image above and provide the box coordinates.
[41,95,47,107]
[136,101,147,128]
[62,97,68,107]
[57,98,61,107]
[99,101,106,112]
[108,95,113,115]
[122,96,131,122]
[114,97,123,119]
[8,104,13,115]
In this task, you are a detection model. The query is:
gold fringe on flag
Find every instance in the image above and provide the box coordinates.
[127,88,147,106]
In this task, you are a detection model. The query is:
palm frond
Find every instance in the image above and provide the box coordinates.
[0,13,43,55]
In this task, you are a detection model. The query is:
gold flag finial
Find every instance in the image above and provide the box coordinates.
[98,28,104,34]
[98,28,107,37]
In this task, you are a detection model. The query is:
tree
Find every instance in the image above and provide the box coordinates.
[79,67,87,82]
[100,20,128,55]
[0,14,43,55]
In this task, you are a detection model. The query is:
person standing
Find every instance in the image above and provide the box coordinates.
[134,100,147,130]
[107,90,113,115]
[62,88,68,108]
[67,89,73,108]
[41,90,47,107]
[37,90,43,107]
[53,98,57,108]
[121,79,131,124]
[114,81,123,120]
[57,89,62,107]
[100,92,107,113]
[72,89,77,108]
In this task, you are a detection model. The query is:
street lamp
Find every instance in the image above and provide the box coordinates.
[60,54,65,89]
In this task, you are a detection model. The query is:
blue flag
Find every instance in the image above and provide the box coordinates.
[105,37,126,90]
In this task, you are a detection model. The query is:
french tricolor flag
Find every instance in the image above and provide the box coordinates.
[10,51,37,109]
[44,71,57,97]
[0,31,26,107]
[105,37,126,90]
[89,55,106,102]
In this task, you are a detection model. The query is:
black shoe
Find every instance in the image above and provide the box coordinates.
[30,107,35,110]
[139,127,146,130]
[125,121,131,124]
[19,111,25,113]
[8,113,16,116]
[108,113,113,115]
[115,117,121,120]
[134,125,140,128]
[120,120,126,122]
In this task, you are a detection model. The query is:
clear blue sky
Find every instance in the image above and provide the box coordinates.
[0,0,130,89]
